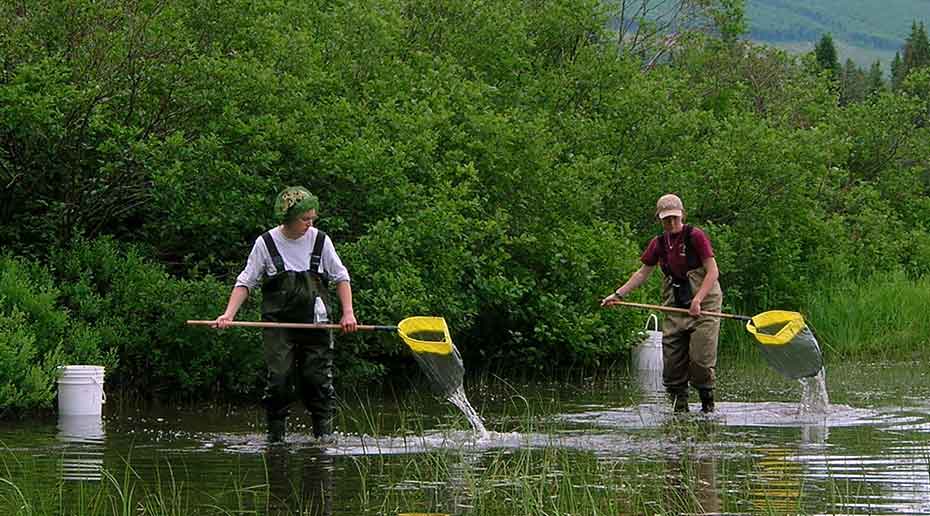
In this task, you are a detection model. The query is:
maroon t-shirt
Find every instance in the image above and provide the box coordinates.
[641,226,714,279]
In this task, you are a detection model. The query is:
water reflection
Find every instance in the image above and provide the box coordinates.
[57,415,105,482]
[658,415,724,514]
[265,446,334,516]
[1,361,928,515]
[749,446,804,514]
[664,457,722,515]
[800,422,829,445]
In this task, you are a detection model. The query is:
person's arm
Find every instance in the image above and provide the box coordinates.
[601,264,656,307]
[335,281,358,333]
[689,256,719,316]
[214,286,250,328]
[214,237,265,328]
[317,233,356,332]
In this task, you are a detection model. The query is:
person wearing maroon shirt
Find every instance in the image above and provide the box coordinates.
[601,194,723,413]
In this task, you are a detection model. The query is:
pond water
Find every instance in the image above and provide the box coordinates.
[2,359,930,515]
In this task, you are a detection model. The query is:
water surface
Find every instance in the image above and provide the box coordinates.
[2,360,929,514]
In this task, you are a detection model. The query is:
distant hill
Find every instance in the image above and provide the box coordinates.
[746,0,928,69]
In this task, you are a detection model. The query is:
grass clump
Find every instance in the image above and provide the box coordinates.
[804,270,930,358]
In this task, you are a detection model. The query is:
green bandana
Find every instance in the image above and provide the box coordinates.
[274,186,320,223]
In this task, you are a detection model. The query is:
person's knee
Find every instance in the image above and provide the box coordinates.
[688,334,718,369]
[301,378,335,408]
[301,366,332,390]
[689,363,715,387]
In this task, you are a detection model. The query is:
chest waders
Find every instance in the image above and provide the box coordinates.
[260,230,335,441]
[657,226,723,413]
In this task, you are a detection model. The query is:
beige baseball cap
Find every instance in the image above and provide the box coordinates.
[656,193,684,219]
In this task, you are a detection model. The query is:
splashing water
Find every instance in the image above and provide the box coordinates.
[798,368,829,417]
[447,386,489,439]
[406,331,488,439]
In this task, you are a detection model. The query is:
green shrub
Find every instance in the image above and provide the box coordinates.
[3,0,930,395]
[0,255,109,413]
[0,309,57,412]
[52,237,263,398]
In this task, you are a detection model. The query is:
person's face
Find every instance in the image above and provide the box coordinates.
[660,214,683,233]
[285,209,318,236]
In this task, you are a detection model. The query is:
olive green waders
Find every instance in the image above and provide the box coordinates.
[261,231,335,442]
[661,266,722,413]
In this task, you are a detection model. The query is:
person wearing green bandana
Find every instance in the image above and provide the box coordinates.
[214,186,358,443]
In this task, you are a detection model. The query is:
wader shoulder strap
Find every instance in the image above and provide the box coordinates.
[261,231,286,274]
[658,236,672,278]
[683,225,702,270]
[309,230,327,274]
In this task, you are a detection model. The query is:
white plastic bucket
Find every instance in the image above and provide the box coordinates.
[634,315,664,395]
[634,314,663,371]
[58,366,106,416]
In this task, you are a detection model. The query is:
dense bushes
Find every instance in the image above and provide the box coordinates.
[2,0,930,409]
[50,238,263,399]
[1,240,264,412]
[0,254,111,413]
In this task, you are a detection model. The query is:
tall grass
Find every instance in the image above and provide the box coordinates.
[372,444,822,515]
[719,271,930,365]
[2,441,905,516]
[803,270,930,358]
[0,449,279,516]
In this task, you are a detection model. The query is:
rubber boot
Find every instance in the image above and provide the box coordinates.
[268,418,287,444]
[699,388,715,414]
[670,388,689,413]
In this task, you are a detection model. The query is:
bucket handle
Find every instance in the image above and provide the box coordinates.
[644,314,659,332]
[91,375,107,404]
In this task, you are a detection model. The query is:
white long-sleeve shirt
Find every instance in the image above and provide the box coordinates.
[235,226,350,290]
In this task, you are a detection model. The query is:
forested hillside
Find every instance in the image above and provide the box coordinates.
[747,0,927,67]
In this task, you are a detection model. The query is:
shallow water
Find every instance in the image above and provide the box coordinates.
[2,360,930,515]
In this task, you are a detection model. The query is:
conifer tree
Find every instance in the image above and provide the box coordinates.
[891,52,904,90]
[840,58,866,105]
[911,21,930,69]
[814,33,840,78]
[894,21,930,89]
[867,60,885,96]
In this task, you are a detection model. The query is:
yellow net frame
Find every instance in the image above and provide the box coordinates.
[397,316,453,355]
[745,310,806,346]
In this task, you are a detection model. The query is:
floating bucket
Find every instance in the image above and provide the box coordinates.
[634,314,663,371]
[634,314,664,395]
[58,366,106,416]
